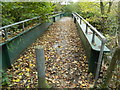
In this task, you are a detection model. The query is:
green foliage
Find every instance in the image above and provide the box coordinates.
[63,1,118,50]
[54,2,63,12]
[0,70,12,86]
[63,1,117,35]
[106,11,118,35]
[2,2,55,26]
[63,2,81,13]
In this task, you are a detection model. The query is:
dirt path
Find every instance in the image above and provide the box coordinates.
[6,17,94,88]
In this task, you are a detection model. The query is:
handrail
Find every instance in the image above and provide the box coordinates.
[0,16,41,30]
[0,12,62,30]
[72,12,108,87]
[73,12,107,43]
[0,12,63,39]
[0,12,62,31]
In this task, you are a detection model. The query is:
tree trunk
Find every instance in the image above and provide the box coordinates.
[100,0,113,33]
[101,47,120,88]
[118,1,120,46]
[101,2,120,88]
[100,0,104,15]
[100,0,105,33]
[107,1,113,13]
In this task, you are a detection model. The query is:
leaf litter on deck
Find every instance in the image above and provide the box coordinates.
[6,17,94,88]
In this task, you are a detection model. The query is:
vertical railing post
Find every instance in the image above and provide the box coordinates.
[92,31,95,45]
[4,28,8,40]
[72,14,73,18]
[80,18,81,24]
[86,24,88,34]
[39,18,41,23]
[77,16,79,20]
[60,14,62,18]
[94,40,105,87]
[74,16,76,23]
[23,22,25,30]
[0,50,2,87]
[0,71,1,87]
[53,17,55,22]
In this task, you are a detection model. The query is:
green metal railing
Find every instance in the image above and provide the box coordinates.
[72,12,110,85]
[0,12,64,71]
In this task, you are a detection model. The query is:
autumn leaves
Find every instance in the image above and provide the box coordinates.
[6,17,94,88]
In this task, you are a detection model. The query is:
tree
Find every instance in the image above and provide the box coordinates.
[53,2,63,12]
[99,0,114,33]
[2,2,55,26]
[63,2,80,13]
[101,47,120,88]
[118,1,120,46]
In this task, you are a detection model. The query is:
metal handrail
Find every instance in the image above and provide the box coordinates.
[72,12,107,87]
[0,12,63,39]
[0,12,62,30]
[0,16,41,30]
[73,12,107,43]
[0,16,42,40]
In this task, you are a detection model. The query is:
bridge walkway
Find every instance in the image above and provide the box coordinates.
[6,17,94,88]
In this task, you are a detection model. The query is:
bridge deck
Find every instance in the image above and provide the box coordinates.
[6,17,94,88]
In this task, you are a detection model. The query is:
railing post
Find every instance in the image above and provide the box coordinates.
[72,14,73,18]
[53,17,55,22]
[4,28,8,40]
[86,24,88,34]
[0,71,1,87]
[60,14,62,18]
[74,17,76,23]
[39,18,41,23]
[77,16,79,20]
[94,41,105,87]
[23,22,25,30]
[92,31,95,45]
[35,45,49,88]
[80,18,81,24]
